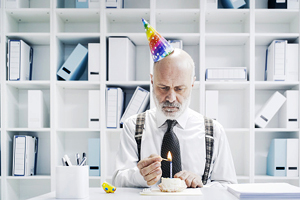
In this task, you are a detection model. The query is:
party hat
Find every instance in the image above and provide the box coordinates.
[142,18,174,62]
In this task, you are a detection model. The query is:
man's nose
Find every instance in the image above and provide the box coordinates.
[166,89,176,103]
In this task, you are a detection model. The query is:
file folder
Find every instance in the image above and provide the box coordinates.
[279,90,298,129]
[88,138,100,176]
[205,90,218,121]
[6,0,29,8]
[286,43,298,82]
[89,0,100,8]
[13,135,38,176]
[255,91,286,128]
[76,0,88,8]
[57,43,88,81]
[28,90,46,128]
[106,88,124,128]
[220,0,246,8]
[286,139,298,177]
[8,39,33,81]
[265,40,287,81]
[268,0,287,8]
[205,67,247,81]
[120,86,150,124]
[88,43,100,82]
[267,139,287,176]
[88,90,100,129]
[106,0,123,8]
[108,37,135,81]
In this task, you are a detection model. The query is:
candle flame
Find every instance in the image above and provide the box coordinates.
[167,151,172,161]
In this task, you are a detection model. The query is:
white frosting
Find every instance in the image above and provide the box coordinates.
[158,178,187,192]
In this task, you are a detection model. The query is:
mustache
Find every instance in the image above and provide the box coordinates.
[162,101,181,108]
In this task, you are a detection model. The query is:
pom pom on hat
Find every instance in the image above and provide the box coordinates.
[142,18,174,62]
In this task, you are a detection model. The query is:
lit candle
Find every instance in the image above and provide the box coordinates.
[167,151,172,178]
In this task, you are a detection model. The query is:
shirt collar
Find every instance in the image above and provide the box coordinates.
[155,107,190,130]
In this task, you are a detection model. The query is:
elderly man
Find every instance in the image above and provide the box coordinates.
[112,19,237,188]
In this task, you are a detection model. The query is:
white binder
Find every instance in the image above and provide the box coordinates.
[106,88,123,128]
[28,90,45,128]
[205,90,218,120]
[108,37,135,81]
[288,0,299,9]
[88,90,100,129]
[279,90,298,129]
[286,139,298,177]
[106,0,123,8]
[6,0,29,8]
[8,39,33,81]
[265,40,287,81]
[120,86,150,124]
[89,0,100,8]
[13,135,38,176]
[267,139,287,176]
[286,43,298,82]
[255,91,286,128]
[88,43,100,82]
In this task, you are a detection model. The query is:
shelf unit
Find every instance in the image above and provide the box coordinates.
[0,0,299,199]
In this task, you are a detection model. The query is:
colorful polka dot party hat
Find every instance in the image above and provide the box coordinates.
[142,18,174,62]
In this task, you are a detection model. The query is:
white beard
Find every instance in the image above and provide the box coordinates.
[153,91,191,120]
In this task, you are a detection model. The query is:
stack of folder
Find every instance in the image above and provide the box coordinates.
[227,183,300,199]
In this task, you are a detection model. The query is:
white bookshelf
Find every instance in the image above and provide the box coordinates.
[0,0,299,199]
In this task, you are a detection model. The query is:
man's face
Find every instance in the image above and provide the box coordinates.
[151,52,194,119]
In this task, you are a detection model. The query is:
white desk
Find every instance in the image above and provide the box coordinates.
[28,187,239,200]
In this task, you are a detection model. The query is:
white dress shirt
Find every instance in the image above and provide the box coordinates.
[112,107,237,187]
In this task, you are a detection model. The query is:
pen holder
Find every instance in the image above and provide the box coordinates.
[56,166,89,199]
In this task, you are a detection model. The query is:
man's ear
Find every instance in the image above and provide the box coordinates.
[192,76,196,87]
[150,74,154,85]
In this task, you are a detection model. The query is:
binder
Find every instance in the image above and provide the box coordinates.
[106,0,123,8]
[168,40,183,49]
[286,43,298,82]
[57,43,88,81]
[88,90,100,129]
[265,40,287,81]
[8,39,33,81]
[205,67,247,81]
[88,138,100,176]
[268,0,287,8]
[89,0,100,8]
[108,37,135,81]
[220,0,246,8]
[106,88,124,128]
[255,91,286,128]
[286,139,298,177]
[279,90,298,129]
[205,90,218,121]
[76,0,88,8]
[267,139,287,176]
[6,0,29,8]
[288,0,299,9]
[13,135,38,176]
[28,90,46,128]
[88,43,100,82]
[120,86,150,124]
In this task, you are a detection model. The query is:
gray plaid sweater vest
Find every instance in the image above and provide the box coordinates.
[134,112,214,185]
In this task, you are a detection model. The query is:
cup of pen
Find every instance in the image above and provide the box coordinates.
[56,165,89,199]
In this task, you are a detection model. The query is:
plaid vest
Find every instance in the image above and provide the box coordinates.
[134,112,214,185]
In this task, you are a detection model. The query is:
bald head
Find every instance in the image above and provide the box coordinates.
[153,48,195,84]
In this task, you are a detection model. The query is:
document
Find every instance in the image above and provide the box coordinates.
[120,86,150,124]
[13,135,38,176]
[28,90,45,128]
[8,39,33,81]
[88,43,100,82]
[227,183,300,199]
[106,88,123,128]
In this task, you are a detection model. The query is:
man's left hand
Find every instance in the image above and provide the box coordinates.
[174,170,203,188]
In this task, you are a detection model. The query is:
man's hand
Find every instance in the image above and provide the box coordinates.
[137,154,162,186]
[174,170,203,188]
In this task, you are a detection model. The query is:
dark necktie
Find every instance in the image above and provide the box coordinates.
[161,120,182,178]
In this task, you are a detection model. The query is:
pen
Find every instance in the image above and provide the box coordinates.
[76,153,80,166]
[82,152,86,166]
[62,157,67,166]
[79,157,87,166]
[63,155,73,166]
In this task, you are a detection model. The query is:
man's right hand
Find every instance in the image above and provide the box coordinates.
[137,154,162,186]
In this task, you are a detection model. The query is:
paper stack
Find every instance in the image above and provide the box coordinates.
[227,183,300,199]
